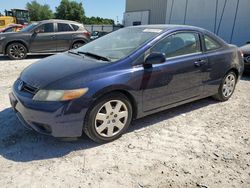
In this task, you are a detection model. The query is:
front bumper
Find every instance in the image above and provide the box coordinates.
[0,42,3,54]
[9,80,89,138]
[244,55,250,72]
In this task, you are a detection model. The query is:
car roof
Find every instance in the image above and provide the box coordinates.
[129,24,206,32]
[38,19,82,25]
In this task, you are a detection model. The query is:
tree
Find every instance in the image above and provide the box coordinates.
[26,1,54,21]
[55,0,85,22]
[85,17,114,25]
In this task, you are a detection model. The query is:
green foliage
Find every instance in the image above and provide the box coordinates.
[55,0,85,22]
[26,0,115,25]
[85,16,114,25]
[26,1,54,21]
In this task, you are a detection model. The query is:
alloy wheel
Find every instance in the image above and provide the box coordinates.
[9,44,26,59]
[95,100,128,138]
[73,43,84,49]
[222,73,236,98]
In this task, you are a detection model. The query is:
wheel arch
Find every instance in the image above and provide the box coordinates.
[5,40,29,54]
[227,67,239,81]
[92,88,138,120]
[71,39,88,48]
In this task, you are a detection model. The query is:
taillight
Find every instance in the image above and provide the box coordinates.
[83,31,91,38]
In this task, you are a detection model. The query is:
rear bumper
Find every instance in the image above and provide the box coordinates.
[9,81,89,137]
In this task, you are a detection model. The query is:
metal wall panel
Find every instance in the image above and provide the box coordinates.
[125,0,250,45]
[165,0,250,45]
[125,0,168,24]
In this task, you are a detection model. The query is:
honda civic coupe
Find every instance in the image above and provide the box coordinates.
[9,25,244,143]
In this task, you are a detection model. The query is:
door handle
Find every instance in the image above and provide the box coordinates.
[194,59,207,67]
[51,36,55,39]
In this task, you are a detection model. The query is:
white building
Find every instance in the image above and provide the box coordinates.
[124,0,250,46]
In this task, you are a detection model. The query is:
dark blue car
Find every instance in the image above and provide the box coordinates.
[9,25,244,143]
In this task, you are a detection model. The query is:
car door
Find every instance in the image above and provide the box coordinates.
[55,23,74,51]
[29,23,56,53]
[142,32,208,112]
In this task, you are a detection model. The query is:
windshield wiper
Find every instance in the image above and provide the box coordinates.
[68,50,84,57]
[77,51,111,62]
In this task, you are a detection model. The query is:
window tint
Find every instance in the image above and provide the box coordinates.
[5,27,15,32]
[35,23,54,33]
[71,24,79,31]
[152,32,201,58]
[204,35,222,51]
[58,23,74,32]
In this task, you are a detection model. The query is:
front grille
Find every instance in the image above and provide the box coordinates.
[23,84,38,94]
[18,80,38,95]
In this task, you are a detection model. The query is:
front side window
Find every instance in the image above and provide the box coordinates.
[35,23,54,33]
[152,32,201,59]
[204,35,222,51]
[58,23,74,32]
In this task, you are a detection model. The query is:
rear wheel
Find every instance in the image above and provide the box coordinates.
[83,93,133,143]
[72,42,85,49]
[7,43,27,60]
[213,71,237,101]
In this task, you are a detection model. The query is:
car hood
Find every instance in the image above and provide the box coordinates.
[20,53,109,89]
[0,32,19,37]
[240,44,250,54]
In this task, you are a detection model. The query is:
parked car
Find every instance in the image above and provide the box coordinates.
[0,24,23,33]
[9,25,244,143]
[240,44,250,73]
[0,19,90,60]
[90,31,109,40]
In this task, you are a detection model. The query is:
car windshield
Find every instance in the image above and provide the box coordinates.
[20,23,38,32]
[77,27,163,62]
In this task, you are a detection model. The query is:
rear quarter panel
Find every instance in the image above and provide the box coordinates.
[203,45,243,95]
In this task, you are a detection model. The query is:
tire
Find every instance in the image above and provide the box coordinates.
[72,42,85,49]
[7,43,27,60]
[83,92,133,143]
[213,71,237,102]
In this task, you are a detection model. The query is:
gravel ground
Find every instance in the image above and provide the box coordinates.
[0,55,249,188]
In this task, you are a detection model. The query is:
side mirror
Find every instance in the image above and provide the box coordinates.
[144,52,166,65]
[33,30,38,34]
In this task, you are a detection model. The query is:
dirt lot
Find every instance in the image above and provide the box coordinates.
[0,55,249,188]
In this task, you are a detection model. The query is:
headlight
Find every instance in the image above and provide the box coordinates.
[33,88,88,101]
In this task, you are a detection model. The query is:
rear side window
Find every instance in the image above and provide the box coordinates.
[204,35,222,51]
[152,32,201,58]
[71,24,79,31]
[58,23,74,32]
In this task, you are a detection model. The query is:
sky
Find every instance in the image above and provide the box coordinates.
[0,0,126,23]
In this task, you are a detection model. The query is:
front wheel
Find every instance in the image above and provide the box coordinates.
[213,71,237,101]
[7,43,27,60]
[83,93,133,143]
